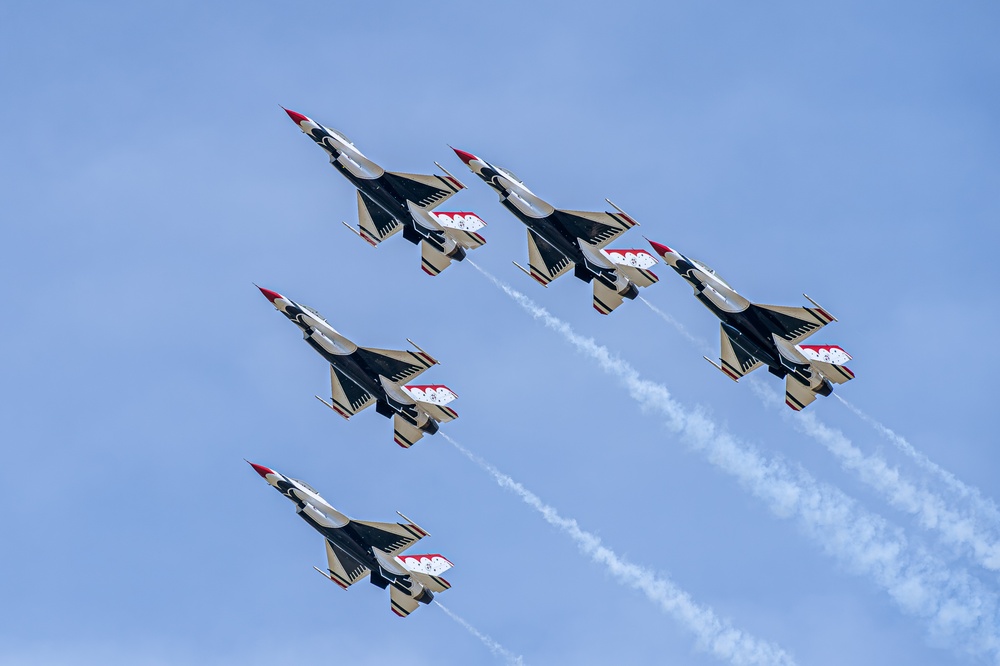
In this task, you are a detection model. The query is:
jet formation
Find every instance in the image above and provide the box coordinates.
[257,286,458,447]
[248,461,453,617]
[647,240,854,410]
[283,108,487,276]
[452,147,660,314]
[248,110,857,621]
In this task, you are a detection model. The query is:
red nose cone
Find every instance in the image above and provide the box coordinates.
[284,108,311,126]
[247,461,275,479]
[257,286,283,303]
[646,239,675,258]
[451,147,479,165]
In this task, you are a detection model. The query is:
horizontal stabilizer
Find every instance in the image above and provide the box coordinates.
[603,248,659,287]
[398,553,454,576]
[389,584,421,617]
[785,375,818,411]
[593,280,626,315]
[433,212,487,249]
[421,241,453,276]
[393,414,426,449]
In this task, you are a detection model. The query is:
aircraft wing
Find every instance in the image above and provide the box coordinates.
[383,171,465,211]
[356,191,402,246]
[324,366,377,420]
[752,303,836,345]
[354,346,438,385]
[351,519,428,557]
[526,228,574,286]
[718,324,764,381]
[322,540,371,590]
[552,208,637,249]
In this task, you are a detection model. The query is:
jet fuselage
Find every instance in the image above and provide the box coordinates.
[258,287,438,431]
[657,246,820,387]
[458,152,630,292]
[251,463,426,598]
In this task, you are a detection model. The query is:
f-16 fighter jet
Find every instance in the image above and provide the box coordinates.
[283,108,487,276]
[257,286,458,447]
[451,147,659,314]
[647,240,854,411]
[248,461,453,617]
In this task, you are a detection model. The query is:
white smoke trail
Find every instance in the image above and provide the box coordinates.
[639,296,714,355]
[471,262,1000,661]
[834,394,1000,528]
[441,433,796,666]
[640,297,1000,573]
[746,379,1000,571]
[434,601,525,666]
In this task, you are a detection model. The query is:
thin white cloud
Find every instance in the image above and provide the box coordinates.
[474,263,1000,661]
[435,601,526,666]
[442,433,796,666]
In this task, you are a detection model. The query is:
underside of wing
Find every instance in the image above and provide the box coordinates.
[718,325,764,381]
[323,540,371,590]
[752,303,835,345]
[526,229,574,286]
[325,366,377,419]
[383,171,464,210]
[351,519,428,557]
[356,191,402,245]
[354,346,438,385]
[552,208,637,249]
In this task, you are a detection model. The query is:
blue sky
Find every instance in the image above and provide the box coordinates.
[2,1,999,664]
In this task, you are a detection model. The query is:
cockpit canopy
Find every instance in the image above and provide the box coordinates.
[690,258,731,287]
[291,478,320,495]
[495,165,523,184]
[302,304,326,321]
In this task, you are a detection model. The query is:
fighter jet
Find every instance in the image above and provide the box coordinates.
[451,147,659,314]
[257,286,458,447]
[647,240,854,411]
[247,461,453,617]
[283,108,487,276]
